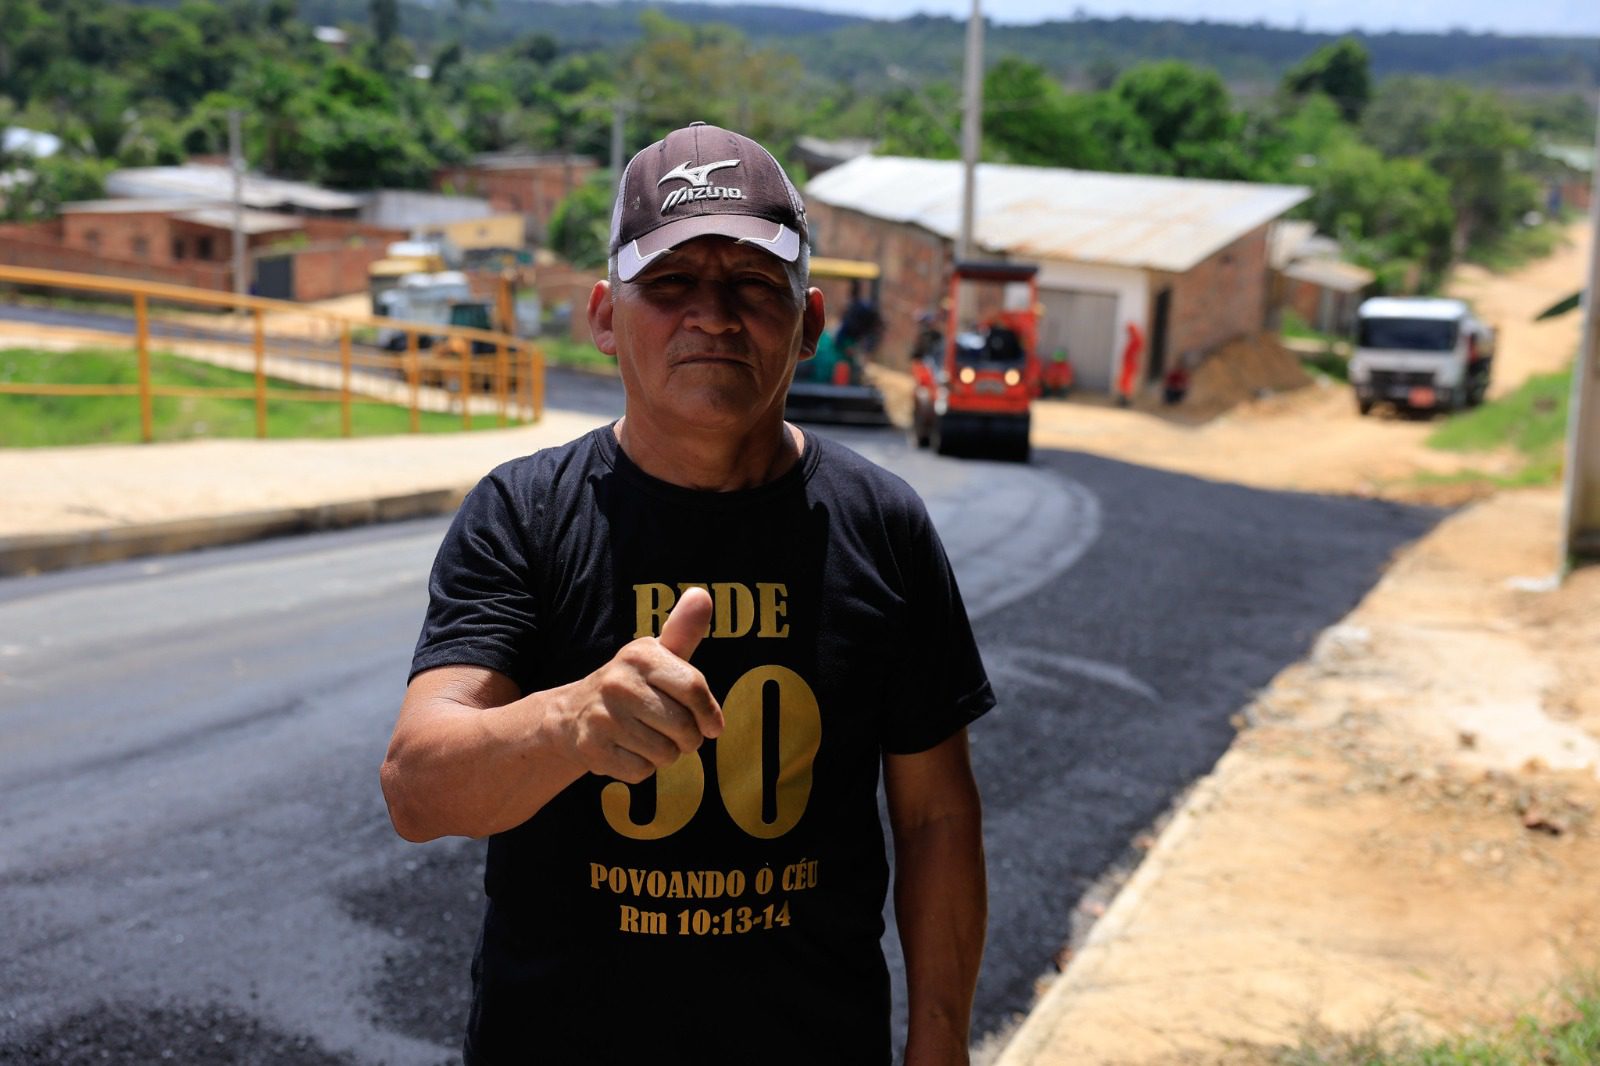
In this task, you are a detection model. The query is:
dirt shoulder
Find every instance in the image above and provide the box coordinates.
[1016,221,1592,506]
[999,488,1600,1064]
[996,224,1599,1063]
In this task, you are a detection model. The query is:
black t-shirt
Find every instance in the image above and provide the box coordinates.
[411,425,994,1065]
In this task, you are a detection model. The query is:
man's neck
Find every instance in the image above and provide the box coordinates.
[614,416,804,492]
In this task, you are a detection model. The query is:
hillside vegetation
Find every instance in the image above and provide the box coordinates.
[1,0,1593,291]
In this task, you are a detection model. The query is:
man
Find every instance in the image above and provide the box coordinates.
[382,122,992,1065]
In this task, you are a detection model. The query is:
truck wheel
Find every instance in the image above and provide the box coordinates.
[913,406,932,449]
[933,417,955,456]
[1356,398,1373,416]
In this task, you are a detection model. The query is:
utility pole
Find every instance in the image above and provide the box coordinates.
[1561,97,1600,564]
[228,109,247,304]
[609,98,628,218]
[957,0,983,262]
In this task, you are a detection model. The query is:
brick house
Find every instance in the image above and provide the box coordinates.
[805,157,1311,394]
[1270,221,1374,336]
[0,164,408,301]
[0,198,406,302]
[433,153,600,245]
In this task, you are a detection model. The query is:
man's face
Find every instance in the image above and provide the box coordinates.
[589,236,825,435]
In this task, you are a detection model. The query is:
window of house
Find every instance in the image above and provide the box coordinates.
[132,236,149,259]
[172,238,186,260]
[197,236,215,259]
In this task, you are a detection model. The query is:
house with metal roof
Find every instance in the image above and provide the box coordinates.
[104,165,364,217]
[805,156,1311,394]
[1270,220,1375,336]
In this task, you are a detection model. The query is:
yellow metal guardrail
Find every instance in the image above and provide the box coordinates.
[0,264,546,442]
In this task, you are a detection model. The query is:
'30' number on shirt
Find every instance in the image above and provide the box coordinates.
[600,665,821,841]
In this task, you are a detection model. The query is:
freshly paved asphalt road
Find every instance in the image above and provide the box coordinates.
[0,400,1442,1062]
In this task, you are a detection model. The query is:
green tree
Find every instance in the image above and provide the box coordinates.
[547,173,614,269]
[1290,130,1456,291]
[1,154,114,222]
[626,13,803,147]
[876,80,960,159]
[1363,77,1539,252]
[1283,38,1371,123]
[980,58,1162,173]
[1112,61,1251,178]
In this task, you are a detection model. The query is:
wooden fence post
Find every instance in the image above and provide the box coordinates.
[252,306,266,439]
[459,340,473,431]
[340,321,353,438]
[135,292,152,443]
[532,346,545,422]
[406,330,421,433]
[496,341,508,428]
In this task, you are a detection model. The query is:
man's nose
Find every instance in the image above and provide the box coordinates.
[683,282,742,334]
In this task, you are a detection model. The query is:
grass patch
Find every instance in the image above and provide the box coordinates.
[1300,348,1350,383]
[1281,309,1351,383]
[1427,364,1570,474]
[1392,365,1572,492]
[1263,974,1600,1065]
[0,346,513,447]
[537,334,617,374]
[1280,308,1344,348]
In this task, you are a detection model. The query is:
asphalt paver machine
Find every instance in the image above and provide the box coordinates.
[784,256,892,426]
[912,260,1040,462]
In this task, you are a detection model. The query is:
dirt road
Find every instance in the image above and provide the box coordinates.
[1023,221,1591,506]
[996,223,1600,1064]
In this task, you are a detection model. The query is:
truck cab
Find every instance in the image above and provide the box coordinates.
[374,270,474,351]
[1349,297,1494,416]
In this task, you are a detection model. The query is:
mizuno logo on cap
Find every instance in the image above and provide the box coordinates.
[657,159,740,188]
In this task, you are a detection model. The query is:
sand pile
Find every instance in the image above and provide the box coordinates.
[1182,333,1314,418]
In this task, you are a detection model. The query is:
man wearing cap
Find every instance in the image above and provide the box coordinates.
[382,123,993,1065]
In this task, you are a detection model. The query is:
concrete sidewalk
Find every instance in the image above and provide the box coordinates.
[0,411,603,575]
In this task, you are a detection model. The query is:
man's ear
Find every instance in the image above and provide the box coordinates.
[798,287,825,362]
[587,280,618,357]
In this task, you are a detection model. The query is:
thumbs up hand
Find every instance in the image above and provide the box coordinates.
[551,587,724,784]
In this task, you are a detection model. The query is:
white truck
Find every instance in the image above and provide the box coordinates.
[374,270,474,351]
[1349,297,1494,416]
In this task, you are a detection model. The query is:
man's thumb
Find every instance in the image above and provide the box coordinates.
[658,587,713,660]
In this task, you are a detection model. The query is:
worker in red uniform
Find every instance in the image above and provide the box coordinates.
[1116,321,1144,407]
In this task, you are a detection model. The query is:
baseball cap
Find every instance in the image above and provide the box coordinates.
[609,122,807,282]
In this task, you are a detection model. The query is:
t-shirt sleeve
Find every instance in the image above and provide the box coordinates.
[881,504,995,755]
[409,472,541,692]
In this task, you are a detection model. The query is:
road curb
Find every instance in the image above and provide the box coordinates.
[0,487,470,578]
[992,748,1240,1066]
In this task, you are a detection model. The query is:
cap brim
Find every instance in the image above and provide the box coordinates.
[616,214,801,281]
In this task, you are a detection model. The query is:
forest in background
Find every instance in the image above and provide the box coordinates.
[1,0,1596,292]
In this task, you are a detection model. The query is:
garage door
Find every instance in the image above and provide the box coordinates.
[1038,289,1118,393]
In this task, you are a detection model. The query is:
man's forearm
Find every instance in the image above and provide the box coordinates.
[382,678,587,842]
[894,804,987,1065]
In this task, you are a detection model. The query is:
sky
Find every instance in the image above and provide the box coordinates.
[705,0,1600,37]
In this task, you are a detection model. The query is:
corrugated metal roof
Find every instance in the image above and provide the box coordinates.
[105,165,362,213]
[1283,257,1375,292]
[806,156,1311,274]
[1269,219,1316,268]
[63,198,209,214]
[172,207,303,235]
